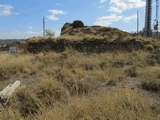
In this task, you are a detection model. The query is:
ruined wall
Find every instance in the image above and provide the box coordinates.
[27,38,144,53]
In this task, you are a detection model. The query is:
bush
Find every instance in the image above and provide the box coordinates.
[141,79,160,92]
[63,79,94,95]
[13,89,42,117]
[146,53,160,66]
[10,77,70,117]
[141,67,160,92]
[125,67,137,77]
[35,88,159,120]
[36,77,69,106]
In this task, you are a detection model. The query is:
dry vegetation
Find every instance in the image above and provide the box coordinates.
[0,47,160,120]
[0,25,160,119]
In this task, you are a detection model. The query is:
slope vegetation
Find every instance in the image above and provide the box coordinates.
[27,21,158,53]
[0,21,160,120]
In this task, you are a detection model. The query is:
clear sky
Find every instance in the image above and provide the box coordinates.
[0,0,158,39]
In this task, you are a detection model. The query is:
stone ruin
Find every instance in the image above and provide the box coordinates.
[61,20,84,35]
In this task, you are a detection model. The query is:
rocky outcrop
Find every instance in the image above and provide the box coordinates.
[61,20,84,35]
[60,20,130,42]
[72,20,84,28]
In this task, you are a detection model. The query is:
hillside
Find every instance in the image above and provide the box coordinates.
[60,20,130,41]
[27,21,159,53]
[0,21,160,119]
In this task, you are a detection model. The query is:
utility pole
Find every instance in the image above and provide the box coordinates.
[144,0,152,37]
[154,0,159,37]
[137,10,139,36]
[43,16,45,37]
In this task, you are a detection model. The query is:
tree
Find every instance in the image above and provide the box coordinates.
[45,30,55,38]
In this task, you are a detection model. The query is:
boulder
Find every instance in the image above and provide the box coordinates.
[61,22,72,34]
[61,20,84,35]
[71,20,84,28]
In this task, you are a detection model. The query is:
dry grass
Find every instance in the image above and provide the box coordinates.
[141,67,160,91]
[0,53,44,79]
[0,49,160,119]
[1,76,70,118]
[0,24,160,119]
[32,88,159,120]
[1,86,159,120]
[26,26,135,43]
[27,36,46,43]
[60,26,130,42]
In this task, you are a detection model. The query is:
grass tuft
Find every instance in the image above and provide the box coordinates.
[141,67,160,92]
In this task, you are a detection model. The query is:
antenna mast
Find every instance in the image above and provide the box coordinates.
[154,0,159,37]
[144,0,152,37]
[43,16,45,37]
[137,10,139,36]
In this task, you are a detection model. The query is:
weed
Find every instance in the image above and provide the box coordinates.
[36,77,69,106]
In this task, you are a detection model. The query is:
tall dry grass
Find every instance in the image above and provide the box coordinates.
[0,49,159,119]
[141,66,160,91]
[26,88,160,120]
[1,86,159,120]
[0,53,43,77]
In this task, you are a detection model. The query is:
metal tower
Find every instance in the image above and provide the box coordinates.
[153,0,159,37]
[144,0,152,37]
[43,16,46,37]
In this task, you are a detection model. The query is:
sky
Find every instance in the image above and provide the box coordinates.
[0,0,158,39]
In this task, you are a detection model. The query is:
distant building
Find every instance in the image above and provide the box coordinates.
[16,40,28,50]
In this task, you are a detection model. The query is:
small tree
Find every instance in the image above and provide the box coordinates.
[45,30,55,38]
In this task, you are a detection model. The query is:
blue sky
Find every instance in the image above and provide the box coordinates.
[0,0,158,39]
